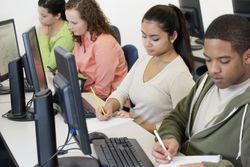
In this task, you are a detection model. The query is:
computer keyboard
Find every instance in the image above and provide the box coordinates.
[93,137,154,167]
[82,97,96,118]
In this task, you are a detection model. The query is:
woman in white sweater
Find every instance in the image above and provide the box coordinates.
[96,4,195,133]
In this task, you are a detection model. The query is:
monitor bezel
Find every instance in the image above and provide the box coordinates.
[0,19,20,82]
[53,46,92,155]
[22,26,48,93]
[179,0,205,40]
[232,0,250,20]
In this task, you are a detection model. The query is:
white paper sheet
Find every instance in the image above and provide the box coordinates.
[86,117,133,132]
[159,155,221,167]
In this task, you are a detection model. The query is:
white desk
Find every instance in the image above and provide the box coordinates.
[0,92,156,167]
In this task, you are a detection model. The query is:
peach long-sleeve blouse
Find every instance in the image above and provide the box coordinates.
[73,33,128,100]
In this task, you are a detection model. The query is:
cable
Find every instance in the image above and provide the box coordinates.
[35,127,71,167]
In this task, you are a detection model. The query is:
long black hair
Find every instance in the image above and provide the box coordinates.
[142,4,194,73]
[38,0,66,21]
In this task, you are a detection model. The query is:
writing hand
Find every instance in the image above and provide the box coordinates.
[152,138,179,164]
[95,104,113,121]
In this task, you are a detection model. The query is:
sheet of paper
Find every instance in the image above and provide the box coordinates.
[159,155,221,167]
[86,117,133,132]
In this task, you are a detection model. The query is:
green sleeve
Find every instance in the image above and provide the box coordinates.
[38,35,52,71]
[46,35,74,71]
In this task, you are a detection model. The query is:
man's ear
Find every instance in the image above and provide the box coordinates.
[244,48,250,65]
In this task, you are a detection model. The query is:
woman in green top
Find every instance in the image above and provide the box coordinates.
[37,0,74,72]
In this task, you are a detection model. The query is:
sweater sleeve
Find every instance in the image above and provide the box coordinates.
[91,38,123,99]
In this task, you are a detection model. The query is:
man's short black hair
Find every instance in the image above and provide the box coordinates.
[205,14,250,55]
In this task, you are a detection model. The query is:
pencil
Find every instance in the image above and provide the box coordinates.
[90,87,106,115]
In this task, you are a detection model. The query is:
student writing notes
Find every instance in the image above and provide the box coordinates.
[96,4,194,133]
[65,0,127,100]
[37,0,74,72]
[152,14,250,167]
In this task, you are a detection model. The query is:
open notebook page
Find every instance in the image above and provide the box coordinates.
[159,155,221,167]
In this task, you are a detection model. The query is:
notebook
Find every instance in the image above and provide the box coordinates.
[160,155,221,167]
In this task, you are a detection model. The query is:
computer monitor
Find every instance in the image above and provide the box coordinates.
[0,19,20,94]
[232,0,250,21]
[22,26,48,93]
[179,0,204,45]
[53,46,98,166]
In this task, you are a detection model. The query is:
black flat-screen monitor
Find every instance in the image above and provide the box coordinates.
[232,0,250,21]
[22,26,48,93]
[53,46,92,155]
[179,0,204,45]
[0,19,20,94]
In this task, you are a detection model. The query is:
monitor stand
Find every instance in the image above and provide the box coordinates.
[58,157,99,167]
[0,83,10,95]
[5,57,34,121]
[34,89,99,167]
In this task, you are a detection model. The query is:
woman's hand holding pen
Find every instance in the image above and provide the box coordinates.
[96,103,113,121]
[152,138,179,164]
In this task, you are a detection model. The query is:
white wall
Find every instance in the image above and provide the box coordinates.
[0,0,38,55]
[0,0,233,56]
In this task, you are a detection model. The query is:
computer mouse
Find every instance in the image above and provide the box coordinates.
[89,132,108,143]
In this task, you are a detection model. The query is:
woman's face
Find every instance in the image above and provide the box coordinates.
[65,9,88,36]
[38,6,57,26]
[141,20,173,57]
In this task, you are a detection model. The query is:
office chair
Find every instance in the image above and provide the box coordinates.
[122,44,139,112]
[111,25,121,45]
[196,65,207,76]
[122,44,139,71]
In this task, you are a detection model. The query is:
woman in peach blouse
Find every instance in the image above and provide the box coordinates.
[65,0,128,100]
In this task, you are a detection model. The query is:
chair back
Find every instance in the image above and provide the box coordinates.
[111,25,121,45]
[122,44,139,70]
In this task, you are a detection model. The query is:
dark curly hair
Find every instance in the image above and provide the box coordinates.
[38,0,66,20]
[65,0,118,44]
[205,14,250,55]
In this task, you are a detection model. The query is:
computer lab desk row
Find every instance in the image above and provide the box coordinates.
[0,92,157,167]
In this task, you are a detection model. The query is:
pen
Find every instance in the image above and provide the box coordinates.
[153,130,172,163]
[90,87,106,115]
[47,66,57,75]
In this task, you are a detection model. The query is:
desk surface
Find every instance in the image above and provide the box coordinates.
[0,92,156,167]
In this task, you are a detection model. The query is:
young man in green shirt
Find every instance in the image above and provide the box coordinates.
[153,14,250,167]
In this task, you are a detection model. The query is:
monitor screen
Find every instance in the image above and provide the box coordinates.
[179,0,204,42]
[53,46,91,155]
[22,26,47,93]
[232,0,250,20]
[0,19,20,93]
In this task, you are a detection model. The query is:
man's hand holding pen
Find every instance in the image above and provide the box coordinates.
[152,135,179,164]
